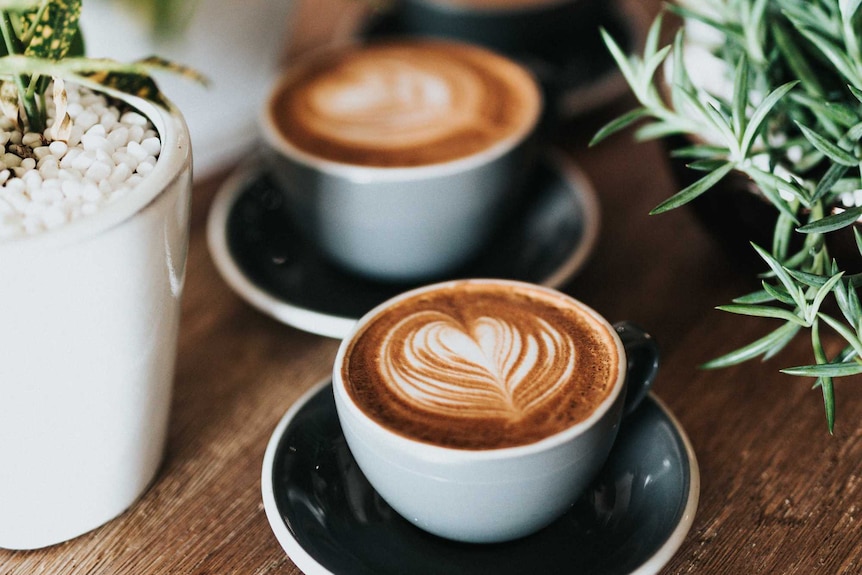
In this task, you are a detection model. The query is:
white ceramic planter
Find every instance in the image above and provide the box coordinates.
[81,0,297,179]
[0,95,192,550]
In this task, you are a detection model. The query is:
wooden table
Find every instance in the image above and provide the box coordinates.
[5,1,862,573]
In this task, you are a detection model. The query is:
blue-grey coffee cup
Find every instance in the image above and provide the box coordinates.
[259,42,543,282]
[332,279,659,543]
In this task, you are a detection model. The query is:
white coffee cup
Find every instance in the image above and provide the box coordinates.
[259,39,543,282]
[332,279,659,543]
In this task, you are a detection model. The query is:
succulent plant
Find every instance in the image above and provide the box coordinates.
[0,0,202,136]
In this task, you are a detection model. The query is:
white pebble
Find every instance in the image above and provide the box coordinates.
[112,152,138,171]
[99,111,118,131]
[107,127,129,150]
[126,141,148,162]
[49,140,68,157]
[67,125,84,147]
[81,133,113,154]
[141,137,161,156]
[58,168,83,181]
[23,216,42,234]
[85,160,112,182]
[4,187,27,210]
[41,206,67,229]
[60,148,81,167]
[81,182,101,202]
[85,124,106,138]
[23,199,45,216]
[71,152,92,172]
[76,110,99,131]
[39,164,59,181]
[3,153,21,168]
[126,174,144,188]
[109,163,132,184]
[135,159,155,177]
[33,146,52,160]
[21,169,42,189]
[128,125,145,143]
[22,132,42,147]
[120,111,148,126]
[37,154,58,170]
[61,179,82,199]
[0,82,161,240]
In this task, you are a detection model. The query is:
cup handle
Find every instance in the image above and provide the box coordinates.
[613,321,660,416]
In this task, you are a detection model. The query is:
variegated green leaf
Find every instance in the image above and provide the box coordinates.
[24,0,80,61]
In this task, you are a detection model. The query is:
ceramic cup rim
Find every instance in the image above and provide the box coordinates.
[332,278,628,463]
[0,91,190,256]
[259,38,543,182]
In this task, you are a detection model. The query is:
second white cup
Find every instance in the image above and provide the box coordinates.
[332,279,660,543]
[260,39,543,282]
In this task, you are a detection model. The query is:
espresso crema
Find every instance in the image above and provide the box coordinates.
[343,282,620,449]
[268,40,541,167]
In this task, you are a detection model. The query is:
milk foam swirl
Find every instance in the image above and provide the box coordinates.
[270,41,541,167]
[379,311,576,421]
[343,282,619,449]
[302,54,483,152]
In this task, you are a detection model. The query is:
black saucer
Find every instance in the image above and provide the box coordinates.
[261,381,699,575]
[207,152,599,339]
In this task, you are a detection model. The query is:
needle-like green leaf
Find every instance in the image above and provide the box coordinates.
[595,0,862,433]
[651,162,735,214]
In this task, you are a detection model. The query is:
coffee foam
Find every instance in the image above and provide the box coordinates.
[380,313,576,421]
[268,40,541,167]
[343,282,620,450]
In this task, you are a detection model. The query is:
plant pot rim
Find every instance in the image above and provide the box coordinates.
[0,88,191,257]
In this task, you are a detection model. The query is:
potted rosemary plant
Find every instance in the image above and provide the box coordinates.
[0,0,200,550]
[593,0,862,432]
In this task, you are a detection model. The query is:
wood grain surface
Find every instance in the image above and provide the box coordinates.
[4,0,862,573]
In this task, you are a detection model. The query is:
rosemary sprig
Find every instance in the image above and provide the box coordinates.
[593,0,862,433]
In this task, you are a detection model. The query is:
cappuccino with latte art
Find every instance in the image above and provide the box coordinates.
[267,40,541,167]
[333,280,657,542]
[260,40,543,281]
[342,280,620,449]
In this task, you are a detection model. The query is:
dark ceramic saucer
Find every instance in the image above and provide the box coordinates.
[261,381,700,575]
[206,152,599,339]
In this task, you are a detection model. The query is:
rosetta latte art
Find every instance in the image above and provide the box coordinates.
[380,311,576,421]
[303,55,483,152]
[270,41,541,166]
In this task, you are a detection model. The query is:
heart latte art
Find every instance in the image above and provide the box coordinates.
[343,282,620,449]
[267,40,541,167]
[381,313,575,420]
